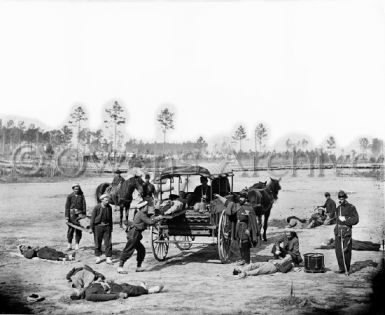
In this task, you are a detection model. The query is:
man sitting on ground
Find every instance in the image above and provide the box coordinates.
[271,230,303,265]
[19,245,76,261]
[70,279,164,301]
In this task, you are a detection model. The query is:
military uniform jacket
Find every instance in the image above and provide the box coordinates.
[334,202,359,237]
[143,182,156,198]
[226,201,260,246]
[323,198,337,218]
[90,204,113,230]
[65,193,86,220]
[275,234,301,261]
[132,211,157,232]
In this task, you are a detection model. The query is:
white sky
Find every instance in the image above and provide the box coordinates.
[0,0,384,150]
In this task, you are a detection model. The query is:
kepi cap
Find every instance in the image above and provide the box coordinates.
[337,190,348,199]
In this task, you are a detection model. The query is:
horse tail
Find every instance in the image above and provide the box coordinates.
[95,183,110,202]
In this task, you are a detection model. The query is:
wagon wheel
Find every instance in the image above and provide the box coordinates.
[150,224,169,261]
[174,236,193,250]
[218,210,232,263]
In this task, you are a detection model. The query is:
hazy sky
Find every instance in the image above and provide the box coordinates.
[0,0,384,150]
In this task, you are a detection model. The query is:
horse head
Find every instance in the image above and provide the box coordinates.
[118,175,145,202]
[131,175,145,196]
[268,177,281,199]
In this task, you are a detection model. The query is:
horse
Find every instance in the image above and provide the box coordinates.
[244,178,282,242]
[95,175,145,227]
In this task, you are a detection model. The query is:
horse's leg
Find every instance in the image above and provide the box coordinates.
[263,208,271,242]
[125,207,129,226]
[257,215,263,241]
[119,207,123,228]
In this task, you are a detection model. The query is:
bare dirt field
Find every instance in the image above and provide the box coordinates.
[0,170,384,314]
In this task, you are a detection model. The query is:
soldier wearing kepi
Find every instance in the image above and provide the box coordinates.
[65,183,87,251]
[111,169,125,187]
[142,173,157,210]
[117,201,163,274]
[334,190,359,274]
[90,194,113,265]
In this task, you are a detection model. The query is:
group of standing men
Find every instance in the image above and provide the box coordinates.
[64,170,162,274]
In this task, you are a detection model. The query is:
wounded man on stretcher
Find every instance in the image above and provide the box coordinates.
[156,194,185,216]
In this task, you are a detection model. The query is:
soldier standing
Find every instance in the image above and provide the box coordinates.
[90,194,113,265]
[65,183,87,251]
[334,190,359,274]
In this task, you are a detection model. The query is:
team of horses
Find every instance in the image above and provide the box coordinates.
[95,175,281,242]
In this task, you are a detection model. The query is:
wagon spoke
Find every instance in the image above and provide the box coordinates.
[151,225,169,261]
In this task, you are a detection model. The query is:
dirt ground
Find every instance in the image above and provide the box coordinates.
[0,170,384,314]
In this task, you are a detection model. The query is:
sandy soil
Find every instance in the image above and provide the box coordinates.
[0,170,384,314]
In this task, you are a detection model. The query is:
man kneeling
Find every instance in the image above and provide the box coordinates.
[233,255,293,278]
[70,279,164,301]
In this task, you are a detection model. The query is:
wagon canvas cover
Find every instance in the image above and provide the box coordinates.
[159,165,211,179]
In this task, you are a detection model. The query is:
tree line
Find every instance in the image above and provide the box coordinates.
[232,124,383,159]
[0,102,208,159]
[0,102,383,163]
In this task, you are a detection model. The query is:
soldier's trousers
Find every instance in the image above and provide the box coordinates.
[119,228,145,267]
[94,224,112,257]
[67,225,82,244]
[240,241,251,264]
[335,235,352,272]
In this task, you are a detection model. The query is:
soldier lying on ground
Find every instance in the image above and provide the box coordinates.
[19,245,76,261]
[70,279,164,301]
[319,238,381,251]
[233,254,294,278]
[66,265,106,289]
[286,207,327,229]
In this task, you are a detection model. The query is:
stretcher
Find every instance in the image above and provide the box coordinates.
[66,221,93,234]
